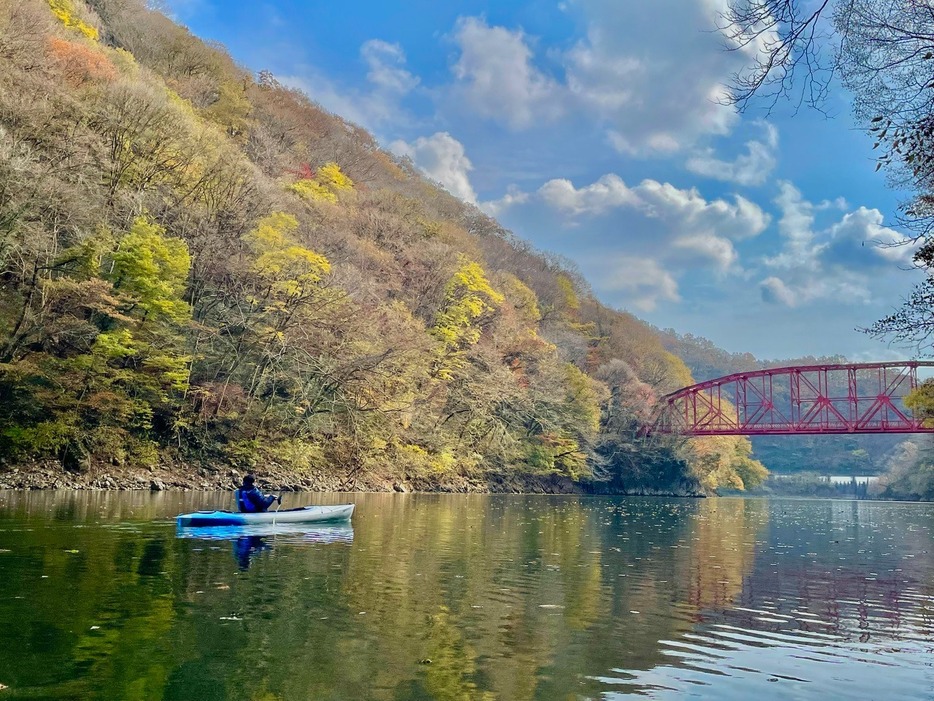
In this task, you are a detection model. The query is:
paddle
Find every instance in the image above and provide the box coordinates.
[272,493,283,525]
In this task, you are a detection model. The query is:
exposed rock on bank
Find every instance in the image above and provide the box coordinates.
[0,460,705,497]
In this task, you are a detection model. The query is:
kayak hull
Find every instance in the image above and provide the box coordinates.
[176,504,354,527]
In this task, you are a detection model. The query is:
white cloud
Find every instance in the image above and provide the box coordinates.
[764,181,819,270]
[760,182,917,307]
[361,40,420,94]
[672,234,738,271]
[560,0,764,154]
[279,39,419,131]
[535,175,769,259]
[450,17,562,129]
[585,255,681,311]
[490,173,769,309]
[564,40,642,113]
[391,132,478,204]
[480,185,530,217]
[686,122,779,186]
[825,207,917,267]
[635,180,769,242]
[444,2,771,153]
[538,174,640,216]
[760,276,798,307]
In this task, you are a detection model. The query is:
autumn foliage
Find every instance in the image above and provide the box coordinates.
[48,0,98,40]
[47,36,116,85]
[0,0,764,492]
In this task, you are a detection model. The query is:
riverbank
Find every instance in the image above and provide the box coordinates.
[0,460,705,497]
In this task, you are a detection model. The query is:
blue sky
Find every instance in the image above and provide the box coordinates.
[167,0,923,361]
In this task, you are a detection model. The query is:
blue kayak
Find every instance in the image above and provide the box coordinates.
[176,503,354,527]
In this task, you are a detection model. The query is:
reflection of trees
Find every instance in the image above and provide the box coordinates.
[2,489,244,523]
[0,492,771,700]
[419,606,494,701]
[0,505,185,699]
[5,493,933,699]
[681,498,768,612]
[334,495,767,701]
[527,499,766,699]
[0,491,356,700]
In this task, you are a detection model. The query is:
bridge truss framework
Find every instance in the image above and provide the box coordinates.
[656,361,934,436]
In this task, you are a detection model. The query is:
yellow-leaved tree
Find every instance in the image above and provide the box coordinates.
[239,211,333,403]
[106,216,193,400]
[112,216,191,323]
[523,362,608,480]
[247,211,330,300]
[287,161,354,203]
[905,379,934,426]
[431,258,504,380]
[48,0,98,41]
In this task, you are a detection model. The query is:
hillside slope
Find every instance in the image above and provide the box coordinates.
[0,0,765,493]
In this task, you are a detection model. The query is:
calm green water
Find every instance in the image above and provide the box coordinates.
[0,492,931,700]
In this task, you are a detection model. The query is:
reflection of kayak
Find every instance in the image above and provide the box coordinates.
[176,504,354,527]
[176,522,354,544]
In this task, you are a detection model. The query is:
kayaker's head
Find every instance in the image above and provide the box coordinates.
[242,474,256,488]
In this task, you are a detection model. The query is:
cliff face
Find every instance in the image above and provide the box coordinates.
[0,0,761,494]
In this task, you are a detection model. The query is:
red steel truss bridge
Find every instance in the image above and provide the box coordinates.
[655,361,934,436]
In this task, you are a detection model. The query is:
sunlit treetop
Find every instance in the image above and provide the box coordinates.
[48,0,98,41]
[110,216,191,323]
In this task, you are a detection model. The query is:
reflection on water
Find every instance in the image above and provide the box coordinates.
[176,522,356,542]
[0,491,931,700]
[233,535,270,570]
[176,523,356,570]
[607,500,934,700]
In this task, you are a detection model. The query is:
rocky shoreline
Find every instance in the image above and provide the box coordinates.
[0,460,705,497]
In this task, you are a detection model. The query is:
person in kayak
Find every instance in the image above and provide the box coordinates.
[236,474,281,513]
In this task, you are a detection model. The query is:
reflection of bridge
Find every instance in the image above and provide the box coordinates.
[656,361,934,436]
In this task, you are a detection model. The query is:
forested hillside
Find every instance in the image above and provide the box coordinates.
[0,0,766,493]
[658,330,903,474]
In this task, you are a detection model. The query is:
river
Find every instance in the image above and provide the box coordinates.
[0,491,931,700]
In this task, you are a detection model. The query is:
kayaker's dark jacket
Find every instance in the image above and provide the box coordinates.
[236,486,276,513]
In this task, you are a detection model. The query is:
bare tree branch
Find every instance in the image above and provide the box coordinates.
[721,0,837,113]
